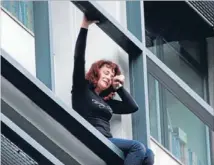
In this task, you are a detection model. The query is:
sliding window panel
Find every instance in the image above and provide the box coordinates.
[148,73,212,165]
[147,37,206,98]
[148,74,162,143]
[144,1,211,101]
[146,48,214,131]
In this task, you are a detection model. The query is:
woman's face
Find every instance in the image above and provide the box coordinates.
[97,64,115,91]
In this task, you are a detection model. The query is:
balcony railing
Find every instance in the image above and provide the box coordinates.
[1,50,124,165]
[1,1,213,165]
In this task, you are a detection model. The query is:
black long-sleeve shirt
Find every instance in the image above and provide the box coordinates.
[71,28,139,138]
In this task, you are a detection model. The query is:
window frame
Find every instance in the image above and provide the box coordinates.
[1,1,34,34]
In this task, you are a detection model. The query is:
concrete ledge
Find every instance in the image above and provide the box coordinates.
[1,113,63,165]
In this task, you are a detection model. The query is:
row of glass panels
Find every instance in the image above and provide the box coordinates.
[145,14,212,165]
[1,1,212,165]
[144,1,212,164]
[148,73,211,165]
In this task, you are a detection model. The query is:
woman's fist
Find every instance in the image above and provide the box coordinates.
[81,15,99,29]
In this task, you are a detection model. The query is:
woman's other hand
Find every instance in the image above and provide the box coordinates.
[81,15,99,29]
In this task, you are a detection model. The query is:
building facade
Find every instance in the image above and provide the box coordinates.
[1,1,214,165]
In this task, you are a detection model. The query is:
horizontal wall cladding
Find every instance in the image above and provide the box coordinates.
[1,134,38,165]
[189,1,214,27]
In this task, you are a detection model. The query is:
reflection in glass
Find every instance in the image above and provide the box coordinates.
[1,1,34,32]
[148,74,211,165]
[146,35,205,98]
[148,74,161,142]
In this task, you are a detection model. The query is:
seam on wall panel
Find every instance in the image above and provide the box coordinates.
[47,1,55,93]
[140,2,151,144]
[140,1,146,48]
[117,1,133,140]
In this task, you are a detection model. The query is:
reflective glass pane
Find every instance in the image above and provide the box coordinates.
[148,74,161,142]
[162,40,204,97]
[148,73,211,165]
[144,1,208,101]
[146,37,205,98]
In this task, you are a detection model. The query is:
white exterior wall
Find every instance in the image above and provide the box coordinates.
[1,8,36,76]
[151,139,181,165]
[50,1,132,139]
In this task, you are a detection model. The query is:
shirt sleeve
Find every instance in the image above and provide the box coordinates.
[107,87,139,114]
[72,28,88,91]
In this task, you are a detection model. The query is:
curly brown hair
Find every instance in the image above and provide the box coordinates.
[86,60,122,100]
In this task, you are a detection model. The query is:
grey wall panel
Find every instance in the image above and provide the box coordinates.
[126,1,151,146]
[188,1,214,27]
[33,1,55,91]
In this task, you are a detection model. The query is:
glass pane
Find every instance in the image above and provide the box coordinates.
[1,0,34,32]
[162,40,204,97]
[148,73,211,165]
[179,40,201,63]
[166,89,210,165]
[148,74,161,142]
[146,37,205,98]
[144,1,208,101]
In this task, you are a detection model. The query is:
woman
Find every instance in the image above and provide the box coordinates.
[72,15,154,165]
